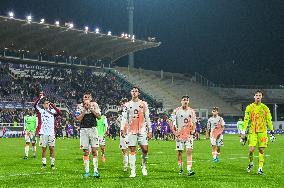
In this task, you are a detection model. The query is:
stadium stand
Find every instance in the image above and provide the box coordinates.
[114,67,242,117]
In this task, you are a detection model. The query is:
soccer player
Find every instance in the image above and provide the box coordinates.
[169,95,196,176]
[34,95,61,170]
[75,92,101,178]
[120,87,152,177]
[207,107,225,162]
[23,109,37,159]
[97,114,108,163]
[241,90,274,175]
[237,117,245,144]
[117,98,129,171]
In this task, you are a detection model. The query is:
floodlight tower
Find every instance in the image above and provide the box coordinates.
[127,0,134,68]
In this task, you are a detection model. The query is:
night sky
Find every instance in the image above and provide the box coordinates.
[0,0,283,84]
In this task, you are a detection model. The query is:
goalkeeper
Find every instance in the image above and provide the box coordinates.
[241,90,274,175]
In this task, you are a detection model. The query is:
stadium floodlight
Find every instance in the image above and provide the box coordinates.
[26,15,32,23]
[84,26,89,33]
[107,31,112,36]
[128,34,131,38]
[95,28,100,34]
[69,23,74,29]
[8,11,14,19]
[40,18,45,24]
[55,21,60,27]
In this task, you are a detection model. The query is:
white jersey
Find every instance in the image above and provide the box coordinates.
[207,116,225,133]
[171,106,197,141]
[35,105,58,136]
[207,115,225,139]
[121,100,151,134]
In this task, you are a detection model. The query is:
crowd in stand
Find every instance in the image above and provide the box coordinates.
[0,109,25,124]
[0,62,162,133]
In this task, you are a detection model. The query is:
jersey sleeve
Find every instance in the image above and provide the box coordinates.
[264,105,273,131]
[92,102,101,115]
[104,116,109,129]
[191,109,197,124]
[170,109,177,128]
[207,118,211,130]
[220,117,225,127]
[143,101,152,133]
[23,116,27,130]
[120,103,129,131]
[243,105,251,131]
[34,97,43,113]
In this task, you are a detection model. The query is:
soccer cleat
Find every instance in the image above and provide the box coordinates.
[33,155,36,159]
[101,156,106,163]
[247,164,254,173]
[258,169,264,175]
[51,165,56,170]
[129,170,136,178]
[187,170,195,176]
[178,170,183,176]
[41,164,47,169]
[213,158,219,163]
[142,167,147,176]
[23,156,28,160]
[93,171,100,178]
[83,172,90,178]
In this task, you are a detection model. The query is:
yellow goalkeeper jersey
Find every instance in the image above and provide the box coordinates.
[243,102,273,134]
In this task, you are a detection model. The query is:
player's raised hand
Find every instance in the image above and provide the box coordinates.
[39,91,44,99]
[83,100,91,110]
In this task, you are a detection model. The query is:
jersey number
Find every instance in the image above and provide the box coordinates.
[134,109,139,119]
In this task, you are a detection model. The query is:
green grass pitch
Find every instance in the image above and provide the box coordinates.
[0,135,283,188]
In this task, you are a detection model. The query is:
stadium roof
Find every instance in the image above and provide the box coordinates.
[0,16,161,62]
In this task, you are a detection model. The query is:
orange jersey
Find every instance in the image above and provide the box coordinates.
[171,106,196,141]
[121,100,151,134]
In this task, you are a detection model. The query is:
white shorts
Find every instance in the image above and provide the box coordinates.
[210,134,224,146]
[25,132,37,143]
[39,135,55,147]
[128,133,148,147]
[119,135,129,150]
[80,127,99,150]
[176,137,194,150]
[98,136,106,146]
